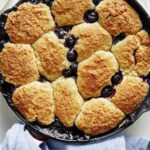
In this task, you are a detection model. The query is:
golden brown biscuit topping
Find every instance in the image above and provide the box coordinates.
[135,46,150,76]
[77,51,118,99]
[70,23,112,62]
[112,35,140,76]
[5,3,55,44]
[111,76,149,114]
[52,0,94,26]
[75,98,124,136]
[32,32,69,81]
[52,77,84,127]
[112,32,150,76]
[12,82,54,125]
[0,43,39,85]
[96,0,142,36]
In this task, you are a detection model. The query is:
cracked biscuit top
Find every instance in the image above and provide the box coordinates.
[5,3,55,44]
[111,35,140,76]
[96,0,142,36]
[112,31,150,76]
[70,23,112,62]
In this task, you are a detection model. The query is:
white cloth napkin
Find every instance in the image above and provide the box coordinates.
[1,123,150,150]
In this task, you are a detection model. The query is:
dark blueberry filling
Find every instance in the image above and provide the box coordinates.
[0,14,7,25]
[62,67,73,77]
[0,39,6,50]
[39,76,48,82]
[84,10,98,23]
[0,14,8,36]
[26,0,43,4]
[113,33,126,45]
[67,49,78,62]
[55,27,67,39]
[147,73,150,79]
[101,86,115,98]
[62,26,72,32]
[70,63,78,77]
[55,26,72,39]
[62,63,78,77]
[92,0,102,5]
[65,35,76,48]
[0,8,14,50]
[146,73,150,83]
[133,49,137,64]
[43,0,54,6]
[111,71,123,85]
[0,80,15,96]
[0,75,4,86]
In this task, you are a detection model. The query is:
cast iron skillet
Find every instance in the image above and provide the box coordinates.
[0,0,150,143]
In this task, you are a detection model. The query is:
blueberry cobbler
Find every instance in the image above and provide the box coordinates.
[0,0,150,136]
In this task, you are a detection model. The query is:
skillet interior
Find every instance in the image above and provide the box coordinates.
[0,0,150,143]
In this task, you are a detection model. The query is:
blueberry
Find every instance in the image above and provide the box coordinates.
[92,0,102,5]
[62,63,78,77]
[147,73,150,80]
[63,26,72,32]
[0,39,6,50]
[27,0,42,4]
[65,36,76,48]
[101,86,114,98]
[0,14,7,24]
[43,0,54,6]
[67,49,78,62]
[55,28,67,39]
[70,63,78,76]
[113,33,126,44]
[1,81,14,94]
[84,10,98,23]
[146,73,150,84]
[111,72,123,85]
[62,67,72,77]
[39,76,48,82]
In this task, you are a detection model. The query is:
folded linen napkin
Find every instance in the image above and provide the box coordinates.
[1,123,150,150]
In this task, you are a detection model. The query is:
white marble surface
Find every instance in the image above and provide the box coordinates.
[0,0,150,143]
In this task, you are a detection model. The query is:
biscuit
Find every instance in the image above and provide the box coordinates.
[12,81,54,125]
[137,30,150,46]
[135,46,150,76]
[32,32,69,81]
[111,76,149,114]
[96,0,142,36]
[75,98,124,136]
[70,23,112,62]
[77,51,118,99]
[52,77,84,127]
[111,35,140,76]
[0,43,39,85]
[5,3,55,44]
[52,0,94,26]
